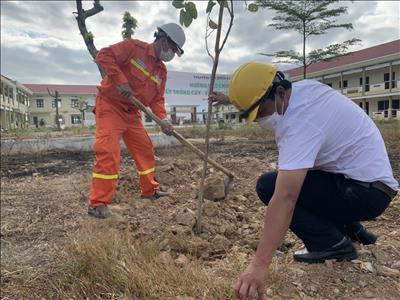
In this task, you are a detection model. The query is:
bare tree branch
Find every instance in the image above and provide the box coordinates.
[83,0,103,19]
[46,88,55,98]
[74,0,105,77]
[75,0,103,59]
[219,0,234,53]
[205,15,215,61]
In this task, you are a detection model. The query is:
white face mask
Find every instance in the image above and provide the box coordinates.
[160,48,175,62]
[258,95,284,132]
[258,113,282,132]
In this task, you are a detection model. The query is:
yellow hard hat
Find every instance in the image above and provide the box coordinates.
[228,62,277,123]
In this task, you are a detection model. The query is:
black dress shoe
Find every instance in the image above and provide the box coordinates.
[293,237,358,264]
[346,226,377,245]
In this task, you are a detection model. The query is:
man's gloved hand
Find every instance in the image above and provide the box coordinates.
[161,119,174,136]
[117,83,133,100]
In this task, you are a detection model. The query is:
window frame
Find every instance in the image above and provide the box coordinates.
[71,98,79,108]
[52,99,62,108]
[71,114,82,124]
[36,98,44,108]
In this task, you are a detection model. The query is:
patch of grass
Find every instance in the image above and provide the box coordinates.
[375,120,400,153]
[45,225,284,299]
[1,221,285,300]
[50,226,234,299]
[375,119,400,138]
[176,123,274,141]
[64,126,96,136]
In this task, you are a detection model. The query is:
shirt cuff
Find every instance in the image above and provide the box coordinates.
[278,161,314,170]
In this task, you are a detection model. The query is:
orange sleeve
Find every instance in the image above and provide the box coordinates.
[95,40,136,86]
[149,73,168,120]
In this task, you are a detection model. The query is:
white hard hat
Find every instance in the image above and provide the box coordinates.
[157,23,186,56]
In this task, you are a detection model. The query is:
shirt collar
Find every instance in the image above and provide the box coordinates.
[148,43,166,70]
[148,43,157,59]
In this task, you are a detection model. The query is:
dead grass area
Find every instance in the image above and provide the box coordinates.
[1,128,400,299]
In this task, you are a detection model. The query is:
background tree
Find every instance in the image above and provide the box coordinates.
[47,89,61,131]
[121,12,138,39]
[256,0,361,78]
[76,97,90,127]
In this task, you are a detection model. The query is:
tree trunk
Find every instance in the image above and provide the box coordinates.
[55,91,61,131]
[195,4,225,235]
[81,110,85,127]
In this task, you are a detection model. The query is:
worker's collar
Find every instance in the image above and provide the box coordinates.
[149,43,163,63]
[149,43,157,58]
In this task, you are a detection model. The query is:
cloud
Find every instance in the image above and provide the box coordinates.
[1,0,399,84]
[1,44,101,84]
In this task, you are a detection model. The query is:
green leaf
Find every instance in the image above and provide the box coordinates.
[208,19,218,29]
[206,0,216,13]
[179,9,185,26]
[184,13,193,27]
[84,32,94,43]
[180,9,193,27]
[248,3,258,12]
[185,2,198,19]
[172,0,185,9]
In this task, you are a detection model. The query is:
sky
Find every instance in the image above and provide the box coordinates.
[1,0,399,85]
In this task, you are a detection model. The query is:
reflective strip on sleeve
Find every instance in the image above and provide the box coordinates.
[92,172,118,180]
[150,75,161,86]
[138,167,155,176]
[130,59,150,76]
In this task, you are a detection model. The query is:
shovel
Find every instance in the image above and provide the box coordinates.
[123,93,235,197]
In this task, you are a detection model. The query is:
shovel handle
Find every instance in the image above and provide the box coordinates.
[126,94,235,178]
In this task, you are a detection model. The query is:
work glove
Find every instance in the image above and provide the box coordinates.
[161,119,174,136]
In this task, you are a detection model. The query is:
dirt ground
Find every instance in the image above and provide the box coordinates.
[1,137,400,299]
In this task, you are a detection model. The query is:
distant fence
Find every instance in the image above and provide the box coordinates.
[372,110,400,120]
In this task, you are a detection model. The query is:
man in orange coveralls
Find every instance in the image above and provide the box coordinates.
[88,23,186,219]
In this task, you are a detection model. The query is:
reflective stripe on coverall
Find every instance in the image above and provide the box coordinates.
[89,39,167,208]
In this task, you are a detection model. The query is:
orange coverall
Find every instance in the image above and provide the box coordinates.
[89,39,167,208]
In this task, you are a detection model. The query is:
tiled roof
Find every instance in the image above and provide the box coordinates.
[23,83,98,94]
[286,39,400,78]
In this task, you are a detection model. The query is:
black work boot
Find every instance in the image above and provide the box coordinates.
[141,190,170,200]
[88,205,112,219]
[293,237,358,264]
[345,223,377,245]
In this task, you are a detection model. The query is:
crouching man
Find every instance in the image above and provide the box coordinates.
[210,62,398,299]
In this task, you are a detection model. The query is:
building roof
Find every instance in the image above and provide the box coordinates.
[23,83,98,95]
[1,74,33,94]
[286,39,400,78]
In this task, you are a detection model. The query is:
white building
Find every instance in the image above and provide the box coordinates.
[1,75,32,130]
[286,39,400,119]
[24,84,97,128]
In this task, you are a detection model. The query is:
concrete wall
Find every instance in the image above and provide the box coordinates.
[1,133,181,156]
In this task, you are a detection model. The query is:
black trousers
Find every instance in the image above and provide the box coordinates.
[256,170,392,251]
